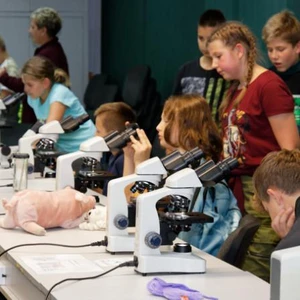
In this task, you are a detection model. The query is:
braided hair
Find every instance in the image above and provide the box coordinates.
[207,21,257,117]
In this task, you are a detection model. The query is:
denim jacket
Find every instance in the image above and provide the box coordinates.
[179,181,241,256]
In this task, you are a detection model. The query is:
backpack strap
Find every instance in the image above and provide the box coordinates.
[189,187,201,212]
[201,186,217,213]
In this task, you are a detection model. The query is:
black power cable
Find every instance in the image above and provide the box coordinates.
[45,260,137,300]
[0,240,107,258]
[0,184,13,188]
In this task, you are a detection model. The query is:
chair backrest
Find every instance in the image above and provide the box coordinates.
[84,74,109,110]
[122,65,162,143]
[217,214,261,268]
[122,65,151,110]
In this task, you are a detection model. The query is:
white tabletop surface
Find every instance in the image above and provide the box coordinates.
[0,177,270,300]
[0,226,270,300]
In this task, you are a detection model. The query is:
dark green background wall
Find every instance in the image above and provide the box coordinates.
[102,0,299,101]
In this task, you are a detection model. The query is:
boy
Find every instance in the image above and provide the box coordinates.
[262,10,300,132]
[94,102,136,196]
[172,9,228,123]
[253,149,300,251]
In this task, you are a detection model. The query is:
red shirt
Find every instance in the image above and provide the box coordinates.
[222,70,294,175]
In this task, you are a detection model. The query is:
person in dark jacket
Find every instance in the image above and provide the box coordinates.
[0,7,69,123]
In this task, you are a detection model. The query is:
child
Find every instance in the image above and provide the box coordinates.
[0,7,69,124]
[125,94,241,256]
[262,10,300,132]
[253,149,300,251]
[0,36,19,121]
[207,21,299,281]
[94,102,136,196]
[21,56,95,153]
[172,9,228,123]
[0,36,19,100]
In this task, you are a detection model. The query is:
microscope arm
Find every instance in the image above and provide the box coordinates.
[18,133,44,167]
[134,185,198,256]
[56,150,102,189]
[107,173,162,236]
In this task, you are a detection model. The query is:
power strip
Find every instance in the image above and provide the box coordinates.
[0,261,7,285]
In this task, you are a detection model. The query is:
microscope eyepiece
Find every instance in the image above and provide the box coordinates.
[197,157,239,186]
[105,123,139,150]
[161,147,205,173]
[3,92,25,106]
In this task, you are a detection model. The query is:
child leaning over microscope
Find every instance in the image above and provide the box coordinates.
[123,94,241,256]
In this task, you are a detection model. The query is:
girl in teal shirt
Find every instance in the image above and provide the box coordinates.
[21,56,95,153]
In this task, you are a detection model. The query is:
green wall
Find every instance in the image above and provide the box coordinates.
[102,0,298,101]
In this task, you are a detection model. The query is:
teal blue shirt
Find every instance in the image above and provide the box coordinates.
[28,83,96,153]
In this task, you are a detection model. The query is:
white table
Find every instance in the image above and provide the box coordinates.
[0,227,270,300]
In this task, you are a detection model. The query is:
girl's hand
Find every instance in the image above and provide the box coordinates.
[271,206,295,238]
[130,128,152,166]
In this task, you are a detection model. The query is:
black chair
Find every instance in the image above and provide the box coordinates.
[122,65,161,143]
[83,74,119,121]
[122,65,150,110]
[217,214,261,268]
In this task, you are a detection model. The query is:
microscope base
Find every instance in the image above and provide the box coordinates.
[0,168,13,179]
[106,232,135,254]
[134,251,206,276]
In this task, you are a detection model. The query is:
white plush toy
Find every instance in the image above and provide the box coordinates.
[79,206,106,230]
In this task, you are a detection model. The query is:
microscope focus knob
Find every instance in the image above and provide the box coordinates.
[114,214,129,230]
[145,232,162,249]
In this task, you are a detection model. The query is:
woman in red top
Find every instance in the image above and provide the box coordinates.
[207,21,299,282]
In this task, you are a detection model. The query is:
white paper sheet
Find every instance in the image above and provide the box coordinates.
[21,254,103,274]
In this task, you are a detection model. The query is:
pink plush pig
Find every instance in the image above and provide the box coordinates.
[0,187,96,235]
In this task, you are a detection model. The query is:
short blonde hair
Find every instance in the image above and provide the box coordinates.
[94,102,136,133]
[262,10,300,46]
[30,7,62,37]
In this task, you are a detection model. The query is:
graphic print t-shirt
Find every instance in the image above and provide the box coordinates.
[222,71,294,175]
[172,59,229,122]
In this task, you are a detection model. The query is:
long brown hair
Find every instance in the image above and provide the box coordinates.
[207,21,258,117]
[162,94,222,162]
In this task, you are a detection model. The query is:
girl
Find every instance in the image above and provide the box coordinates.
[21,56,95,153]
[124,94,241,256]
[207,21,299,281]
[0,7,69,124]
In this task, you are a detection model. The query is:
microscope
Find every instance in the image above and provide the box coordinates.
[55,123,140,191]
[0,92,24,127]
[19,114,91,177]
[0,93,25,177]
[105,147,205,254]
[270,245,300,300]
[133,157,238,275]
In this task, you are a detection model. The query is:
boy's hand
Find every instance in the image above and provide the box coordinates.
[271,206,295,238]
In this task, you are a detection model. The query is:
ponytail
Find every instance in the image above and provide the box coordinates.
[54,68,71,88]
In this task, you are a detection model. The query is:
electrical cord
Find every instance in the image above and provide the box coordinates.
[45,259,137,300]
[0,183,13,188]
[0,240,107,258]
